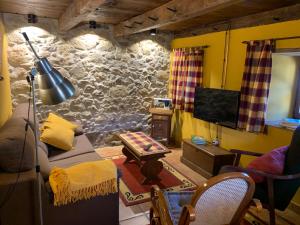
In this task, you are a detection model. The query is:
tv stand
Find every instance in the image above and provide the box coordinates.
[181,139,235,178]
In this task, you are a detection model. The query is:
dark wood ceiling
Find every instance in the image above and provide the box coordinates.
[0,0,170,22]
[87,0,171,24]
[160,0,300,31]
[0,0,299,36]
[0,0,73,19]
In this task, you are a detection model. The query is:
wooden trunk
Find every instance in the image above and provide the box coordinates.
[181,139,235,178]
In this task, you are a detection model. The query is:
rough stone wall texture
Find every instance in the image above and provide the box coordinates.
[4,13,172,147]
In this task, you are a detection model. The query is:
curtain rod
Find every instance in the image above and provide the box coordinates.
[242,36,300,44]
[172,45,210,49]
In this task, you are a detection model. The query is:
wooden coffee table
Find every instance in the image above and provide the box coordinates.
[118,132,171,184]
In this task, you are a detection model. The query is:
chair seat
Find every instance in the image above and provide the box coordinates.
[164,191,195,225]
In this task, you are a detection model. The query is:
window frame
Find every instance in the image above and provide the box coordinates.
[293,65,300,119]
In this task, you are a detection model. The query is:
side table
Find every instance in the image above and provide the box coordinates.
[149,108,173,145]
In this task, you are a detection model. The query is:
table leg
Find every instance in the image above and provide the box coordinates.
[122,147,134,164]
[141,159,163,184]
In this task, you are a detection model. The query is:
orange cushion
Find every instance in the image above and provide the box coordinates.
[44,113,78,131]
[40,123,74,151]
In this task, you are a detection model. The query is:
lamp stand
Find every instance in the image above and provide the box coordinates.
[28,68,44,225]
[22,32,74,225]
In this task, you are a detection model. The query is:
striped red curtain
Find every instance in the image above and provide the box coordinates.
[238,40,273,132]
[169,48,204,112]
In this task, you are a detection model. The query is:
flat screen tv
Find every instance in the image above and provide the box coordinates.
[193,87,241,129]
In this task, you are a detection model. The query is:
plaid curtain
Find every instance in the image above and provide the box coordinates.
[169,48,204,112]
[238,40,273,132]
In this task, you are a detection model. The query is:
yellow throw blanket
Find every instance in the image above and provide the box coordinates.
[49,160,117,206]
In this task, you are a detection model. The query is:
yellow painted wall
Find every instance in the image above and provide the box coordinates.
[171,19,300,205]
[0,15,12,127]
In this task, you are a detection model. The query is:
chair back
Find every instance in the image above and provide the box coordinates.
[190,172,254,225]
[273,126,300,210]
[284,126,300,175]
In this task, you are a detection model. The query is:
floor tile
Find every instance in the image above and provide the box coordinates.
[119,198,137,220]
[119,215,149,225]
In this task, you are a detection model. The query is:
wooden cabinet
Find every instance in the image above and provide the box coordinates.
[181,139,235,178]
[149,108,173,145]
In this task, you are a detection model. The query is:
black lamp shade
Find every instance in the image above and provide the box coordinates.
[36,58,75,105]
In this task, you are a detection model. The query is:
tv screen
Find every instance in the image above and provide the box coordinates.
[193,87,240,129]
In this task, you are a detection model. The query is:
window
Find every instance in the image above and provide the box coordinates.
[266,50,300,127]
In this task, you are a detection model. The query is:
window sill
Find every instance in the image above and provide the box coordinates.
[266,120,297,132]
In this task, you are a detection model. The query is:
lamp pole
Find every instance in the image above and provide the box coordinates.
[22,32,75,225]
[27,68,44,225]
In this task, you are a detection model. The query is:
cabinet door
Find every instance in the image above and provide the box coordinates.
[152,120,168,138]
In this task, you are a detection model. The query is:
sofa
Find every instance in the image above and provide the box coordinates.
[0,103,119,225]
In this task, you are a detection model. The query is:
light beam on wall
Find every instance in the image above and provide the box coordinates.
[21,26,49,38]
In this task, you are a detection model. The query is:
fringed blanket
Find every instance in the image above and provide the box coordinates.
[49,160,117,206]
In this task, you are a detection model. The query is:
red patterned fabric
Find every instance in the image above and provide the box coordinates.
[238,40,273,132]
[169,48,204,112]
[247,146,288,183]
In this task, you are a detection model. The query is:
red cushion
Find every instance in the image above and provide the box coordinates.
[247,146,288,183]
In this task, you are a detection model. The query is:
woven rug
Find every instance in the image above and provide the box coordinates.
[111,155,197,206]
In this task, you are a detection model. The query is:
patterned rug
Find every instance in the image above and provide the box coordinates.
[112,155,197,206]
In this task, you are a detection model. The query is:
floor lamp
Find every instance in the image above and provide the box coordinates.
[22,32,75,225]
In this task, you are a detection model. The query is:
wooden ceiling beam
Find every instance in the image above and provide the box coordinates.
[59,0,110,31]
[113,0,245,37]
[175,3,300,38]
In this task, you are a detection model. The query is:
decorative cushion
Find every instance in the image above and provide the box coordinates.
[40,122,75,151]
[0,118,35,172]
[163,191,194,225]
[12,103,35,130]
[39,148,51,179]
[43,113,78,131]
[247,146,288,183]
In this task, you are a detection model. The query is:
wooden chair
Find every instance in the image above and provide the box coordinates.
[221,126,300,225]
[150,172,255,225]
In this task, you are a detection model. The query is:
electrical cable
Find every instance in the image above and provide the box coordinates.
[0,84,32,224]
[212,23,231,145]
[221,23,231,89]
[208,123,212,142]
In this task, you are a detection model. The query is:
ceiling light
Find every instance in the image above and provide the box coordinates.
[28,14,37,23]
[89,21,97,29]
[150,29,157,36]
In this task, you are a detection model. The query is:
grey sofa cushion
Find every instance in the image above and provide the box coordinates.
[39,148,51,179]
[38,141,48,156]
[49,152,102,168]
[0,118,35,172]
[12,103,35,130]
[48,135,95,162]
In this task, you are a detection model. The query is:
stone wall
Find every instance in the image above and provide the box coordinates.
[4,13,172,147]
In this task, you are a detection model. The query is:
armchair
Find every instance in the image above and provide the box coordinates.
[221,126,300,225]
[150,172,255,225]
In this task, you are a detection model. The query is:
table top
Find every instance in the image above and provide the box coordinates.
[118,132,171,157]
[149,108,173,116]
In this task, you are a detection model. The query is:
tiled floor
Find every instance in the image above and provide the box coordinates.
[97,146,300,225]
[119,198,150,225]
